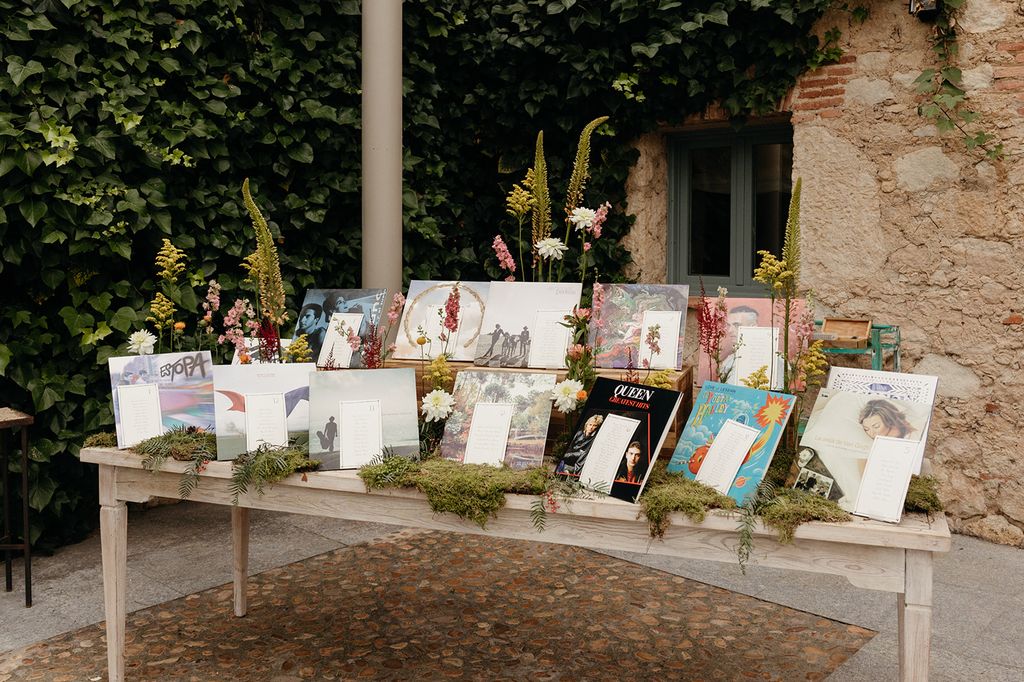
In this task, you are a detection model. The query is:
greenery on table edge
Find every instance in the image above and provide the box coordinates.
[85,429,944,570]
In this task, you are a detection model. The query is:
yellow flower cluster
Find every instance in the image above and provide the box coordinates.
[147,292,177,331]
[505,183,533,220]
[281,334,313,363]
[641,369,675,390]
[740,365,771,391]
[752,250,795,293]
[155,239,187,284]
[799,340,829,387]
[426,355,453,391]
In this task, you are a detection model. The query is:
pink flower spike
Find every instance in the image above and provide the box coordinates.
[583,242,591,252]
[492,235,517,275]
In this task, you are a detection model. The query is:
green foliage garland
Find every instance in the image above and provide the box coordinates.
[2,0,836,548]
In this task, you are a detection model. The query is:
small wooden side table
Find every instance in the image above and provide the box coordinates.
[0,407,32,607]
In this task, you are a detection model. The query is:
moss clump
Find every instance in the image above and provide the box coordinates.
[905,475,943,514]
[359,455,421,490]
[640,474,736,538]
[758,488,851,543]
[134,427,217,463]
[83,431,118,448]
[359,456,549,529]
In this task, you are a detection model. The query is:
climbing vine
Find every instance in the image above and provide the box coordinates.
[914,0,1003,159]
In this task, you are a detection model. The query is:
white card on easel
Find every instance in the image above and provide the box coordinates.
[244,392,289,452]
[116,383,163,448]
[318,312,364,367]
[638,310,682,370]
[578,413,642,491]
[853,436,918,523]
[694,419,762,495]
[463,402,514,465]
[527,310,571,369]
[339,399,384,468]
[730,326,783,390]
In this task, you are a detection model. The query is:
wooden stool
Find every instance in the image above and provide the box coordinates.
[0,407,32,607]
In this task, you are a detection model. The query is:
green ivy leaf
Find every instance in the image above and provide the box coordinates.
[19,197,48,227]
[6,57,45,87]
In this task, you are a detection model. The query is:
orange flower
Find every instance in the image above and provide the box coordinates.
[416,336,427,346]
[576,389,588,402]
[173,321,186,332]
[239,351,251,364]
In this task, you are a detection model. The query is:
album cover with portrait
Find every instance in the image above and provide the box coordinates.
[797,388,931,512]
[392,280,490,362]
[556,377,682,503]
[107,351,216,449]
[292,288,387,367]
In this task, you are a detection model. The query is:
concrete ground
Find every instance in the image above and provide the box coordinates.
[1,501,1021,680]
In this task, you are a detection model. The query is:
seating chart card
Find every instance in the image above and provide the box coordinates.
[694,419,762,495]
[853,436,919,523]
[231,338,293,365]
[730,326,783,390]
[638,310,683,370]
[243,392,289,452]
[318,312,364,367]
[339,399,384,468]
[527,310,571,369]
[578,414,642,491]
[463,402,515,466]
[115,384,163,448]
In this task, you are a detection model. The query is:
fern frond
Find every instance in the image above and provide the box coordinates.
[530,498,547,532]
[564,116,609,212]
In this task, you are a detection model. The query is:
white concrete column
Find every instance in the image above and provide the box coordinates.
[361,0,404,299]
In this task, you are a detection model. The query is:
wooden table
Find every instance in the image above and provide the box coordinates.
[81,447,950,681]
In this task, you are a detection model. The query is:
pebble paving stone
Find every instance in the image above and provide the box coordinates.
[0,529,874,680]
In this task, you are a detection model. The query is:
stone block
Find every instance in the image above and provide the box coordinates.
[912,354,982,398]
[894,147,959,192]
[845,77,895,106]
[963,515,1024,547]
[958,0,1009,33]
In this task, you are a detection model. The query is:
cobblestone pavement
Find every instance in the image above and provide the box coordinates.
[0,529,873,681]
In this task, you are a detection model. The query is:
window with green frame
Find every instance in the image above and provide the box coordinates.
[667,126,793,294]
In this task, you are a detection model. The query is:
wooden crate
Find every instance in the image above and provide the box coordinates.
[821,318,872,349]
[385,358,693,457]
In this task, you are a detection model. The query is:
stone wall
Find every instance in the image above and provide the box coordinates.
[622,0,1024,545]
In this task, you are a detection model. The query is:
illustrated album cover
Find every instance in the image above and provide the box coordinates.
[440,370,557,470]
[666,381,797,505]
[308,368,420,470]
[555,377,682,503]
[589,283,689,370]
[392,280,490,362]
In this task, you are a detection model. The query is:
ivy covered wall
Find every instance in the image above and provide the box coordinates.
[0,0,833,547]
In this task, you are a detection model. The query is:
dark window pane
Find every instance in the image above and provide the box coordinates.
[688,146,731,277]
[752,143,793,262]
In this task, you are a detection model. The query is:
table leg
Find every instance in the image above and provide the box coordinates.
[2,430,11,593]
[21,427,31,607]
[232,506,249,617]
[898,549,933,681]
[99,465,127,682]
